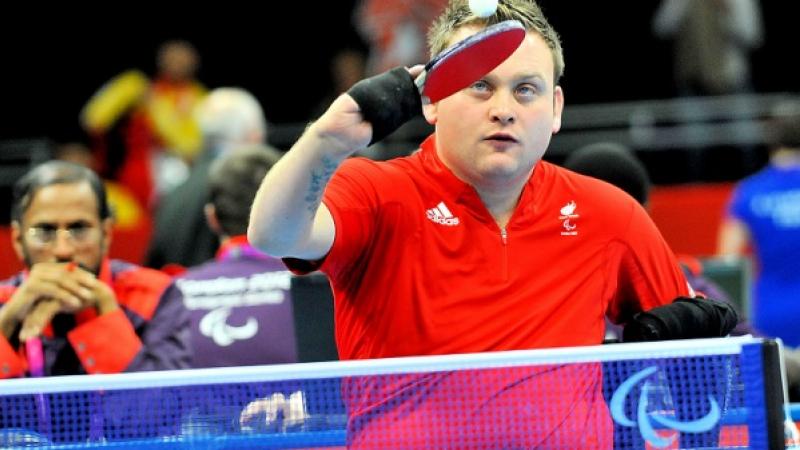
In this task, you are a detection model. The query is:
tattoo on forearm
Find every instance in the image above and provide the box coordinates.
[305,156,338,213]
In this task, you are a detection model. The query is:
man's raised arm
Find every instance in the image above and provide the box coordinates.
[248,65,424,260]
[248,93,369,260]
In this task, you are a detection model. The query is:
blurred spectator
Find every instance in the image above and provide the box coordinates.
[145,88,267,271]
[80,40,207,207]
[312,49,368,119]
[718,100,800,347]
[54,142,153,265]
[331,49,369,98]
[653,0,763,96]
[355,0,448,74]
[55,143,148,234]
[176,145,297,367]
[0,161,190,378]
[563,142,651,205]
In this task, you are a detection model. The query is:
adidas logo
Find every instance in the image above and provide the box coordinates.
[426,201,460,226]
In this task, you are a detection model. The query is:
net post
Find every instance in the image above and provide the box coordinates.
[742,339,785,449]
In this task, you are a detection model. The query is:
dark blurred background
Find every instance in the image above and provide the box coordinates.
[0,1,795,271]
[1,2,796,143]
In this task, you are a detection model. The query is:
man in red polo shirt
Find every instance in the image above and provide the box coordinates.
[249,1,704,447]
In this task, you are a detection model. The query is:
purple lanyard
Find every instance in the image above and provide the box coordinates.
[25,338,52,437]
[26,325,104,441]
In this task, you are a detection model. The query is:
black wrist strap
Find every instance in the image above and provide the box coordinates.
[623,296,739,342]
[347,67,422,145]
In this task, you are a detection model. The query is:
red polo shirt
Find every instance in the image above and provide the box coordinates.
[286,135,690,448]
[289,135,690,360]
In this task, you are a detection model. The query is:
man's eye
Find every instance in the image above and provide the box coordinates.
[29,226,56,242]
[516,85,536,97]
[67,224,90,232]
[471,80,490,92]
[36,226,57,238]
[68,224,91,238]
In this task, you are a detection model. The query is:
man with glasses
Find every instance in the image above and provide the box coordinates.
[0,161,191,378]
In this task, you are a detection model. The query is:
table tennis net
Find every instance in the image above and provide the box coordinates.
[0,336,785,449]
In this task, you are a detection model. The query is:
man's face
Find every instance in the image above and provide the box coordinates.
[11,181,111,274]
[423,28,564,189]
[158,43,198,81]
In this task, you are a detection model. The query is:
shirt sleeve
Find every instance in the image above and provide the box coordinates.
[606,202,692,325]
[67,308,141,374]
[727,183,749,221]
[0,284,26,378]
[67,284,191,373]
[0,335,26,379]
[122,284,192,371]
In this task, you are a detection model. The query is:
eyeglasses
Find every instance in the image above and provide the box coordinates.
[26,224,97,246]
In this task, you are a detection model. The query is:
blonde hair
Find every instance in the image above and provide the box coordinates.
[427,0,564,84]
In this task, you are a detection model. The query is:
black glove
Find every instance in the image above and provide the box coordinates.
[622,296,739,342]
[347,67,422,145]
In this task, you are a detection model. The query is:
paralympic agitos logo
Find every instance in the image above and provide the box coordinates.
[609,366,721,448]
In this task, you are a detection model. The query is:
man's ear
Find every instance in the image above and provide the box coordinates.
[10,221,24,262]
[422,100,438,125]
[204,204,222,235]
[552,85,564,134]
[100,217,114,254]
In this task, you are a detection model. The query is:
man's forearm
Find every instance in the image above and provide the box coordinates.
[249,69,420,258]
[248,124,347,259]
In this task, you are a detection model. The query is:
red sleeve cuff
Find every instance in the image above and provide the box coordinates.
[0,335,26,378]
[67,309,142,374]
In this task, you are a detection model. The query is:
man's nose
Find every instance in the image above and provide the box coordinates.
[489,92,516,125]
[52,231,77,260]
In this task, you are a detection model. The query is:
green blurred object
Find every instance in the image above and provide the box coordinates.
[700,255,753,321]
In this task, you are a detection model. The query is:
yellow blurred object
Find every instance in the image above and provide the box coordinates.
[81,71,206,162]
[147,82,206,161]
[105,180,146,230]
[80,70,149,133]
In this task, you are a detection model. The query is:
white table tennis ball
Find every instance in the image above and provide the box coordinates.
[469,0,498,18]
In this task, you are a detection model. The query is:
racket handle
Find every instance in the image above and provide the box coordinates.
[414,71,427,93]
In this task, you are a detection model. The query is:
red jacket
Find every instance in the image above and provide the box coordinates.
[0,259,190,378]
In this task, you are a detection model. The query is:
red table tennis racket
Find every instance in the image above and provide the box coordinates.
[347,20,526,144]
[415,20,526,103]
